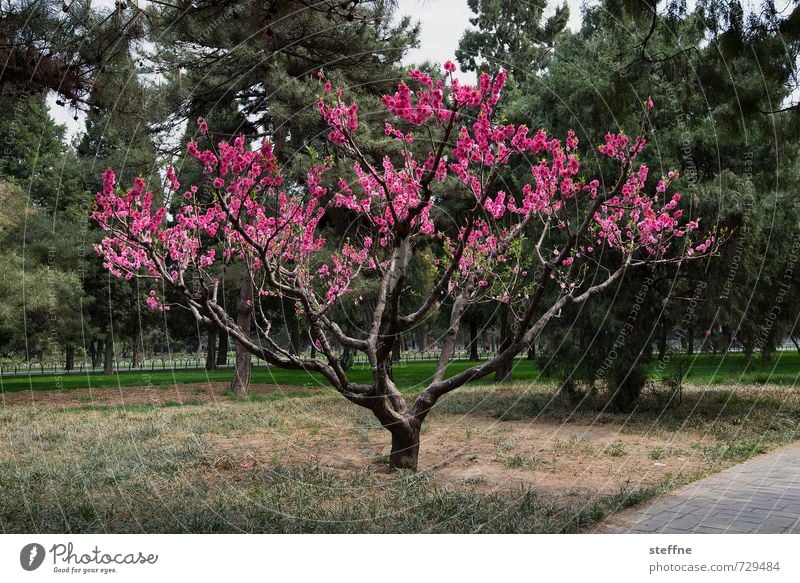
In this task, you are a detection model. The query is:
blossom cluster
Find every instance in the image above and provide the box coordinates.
[92,63,710,315]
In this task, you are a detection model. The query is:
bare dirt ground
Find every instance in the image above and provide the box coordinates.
[206,412,713,500]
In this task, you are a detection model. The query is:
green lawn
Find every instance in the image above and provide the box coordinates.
[0,351,797,394]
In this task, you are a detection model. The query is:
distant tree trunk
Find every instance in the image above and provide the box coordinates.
[791,335,800,355]
[761,343,773,367]
[205,326,218,371]
[65,344,75,371]
[392,334,402,364]
[216,332,228,366]
[131,330,142,368]
[527,341,536,360]
[468,320,479,361]
[282,299,301,355]
[686,325,694,355]
[417,330,428,353]
[290,318,301,356]
[657,323,668,362]
[103,329,114,375]
[339,322,356,370]
[494,303,513,382]
[91,339,103,368]
[230,276,253,396]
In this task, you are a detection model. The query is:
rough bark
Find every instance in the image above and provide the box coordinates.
[230,276,253,396]
[432,294,468,383]
[388,420,421,471]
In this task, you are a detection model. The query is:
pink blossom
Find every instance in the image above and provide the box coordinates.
[166,167,180,191]
[90,66,711,356]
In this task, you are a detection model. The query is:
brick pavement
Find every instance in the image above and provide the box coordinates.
[595,442,800,533]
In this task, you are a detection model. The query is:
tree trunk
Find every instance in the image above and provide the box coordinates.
[281,298,301,355]
[494,303,513,382]
[416,330,428,357]
[230,276,253,396]
[468,320,479,361]
[687,325,694,355]
[131,330,142,369]
[103,329,114,375]
[205,326,218,371]
[392,334,402,364]
[389,421,421,471]
[527,341,536,360]
[657,323,668,362]
[65,344,75,371]
[216,332,228,366]
[91,339,103,368]
[287,311,300,356]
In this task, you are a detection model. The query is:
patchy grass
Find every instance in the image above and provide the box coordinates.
[0,397,655,533]
[604,442,628,457]
[434,382,800,446]
[1,380,798,533]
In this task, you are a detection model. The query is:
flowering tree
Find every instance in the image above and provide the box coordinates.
[92,64,717,470]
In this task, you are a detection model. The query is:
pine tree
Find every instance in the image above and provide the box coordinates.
[146,0,419,393]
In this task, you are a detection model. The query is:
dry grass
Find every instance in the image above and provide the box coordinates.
[0,381,797,533]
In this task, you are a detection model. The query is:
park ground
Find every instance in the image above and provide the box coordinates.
[1,354,798,533]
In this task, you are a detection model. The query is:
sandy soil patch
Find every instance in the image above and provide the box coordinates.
[207,411,712,498]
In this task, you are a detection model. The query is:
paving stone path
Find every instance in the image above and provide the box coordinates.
[595,442,800,533]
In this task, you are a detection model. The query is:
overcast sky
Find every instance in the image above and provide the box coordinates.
[395,0,584,81]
